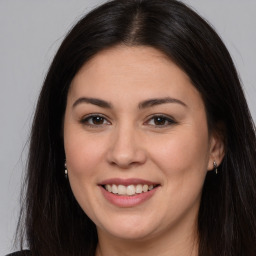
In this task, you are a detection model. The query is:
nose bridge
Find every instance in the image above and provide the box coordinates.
[107,121,146,168]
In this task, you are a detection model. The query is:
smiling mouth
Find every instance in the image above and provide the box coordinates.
[103,184,159,196]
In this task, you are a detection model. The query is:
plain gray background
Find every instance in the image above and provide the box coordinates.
[0,1,255,254]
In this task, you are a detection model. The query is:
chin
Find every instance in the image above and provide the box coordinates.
[96,215,160,241]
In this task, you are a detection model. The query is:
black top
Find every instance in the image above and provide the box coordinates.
[6,251,31,256]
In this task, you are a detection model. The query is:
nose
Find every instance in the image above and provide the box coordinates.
[107,125,147,169]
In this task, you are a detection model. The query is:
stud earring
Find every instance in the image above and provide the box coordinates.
[213,160,218,174]
[64,162,68,179]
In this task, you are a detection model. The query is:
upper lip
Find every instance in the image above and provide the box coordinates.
[99,178,158,186]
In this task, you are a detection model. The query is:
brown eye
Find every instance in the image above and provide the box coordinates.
[146,115,176,127]
[153,116,167,125]
[91,116,104,125]
[81,115,111,127]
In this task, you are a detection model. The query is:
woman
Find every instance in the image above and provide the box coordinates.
[9,0,256,255]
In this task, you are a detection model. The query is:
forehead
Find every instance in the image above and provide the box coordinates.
[72,45,186,84]
[68,46,203,111]
[81,46,172,71]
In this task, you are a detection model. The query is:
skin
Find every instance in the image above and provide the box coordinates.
[63,46,224,256]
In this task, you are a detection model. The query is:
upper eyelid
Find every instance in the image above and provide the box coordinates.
[144,114,176,122]
[144,115,177,126]
[80,114,111,124]
[81,113,110,119]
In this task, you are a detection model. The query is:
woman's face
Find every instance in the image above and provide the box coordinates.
[64,46,223,242]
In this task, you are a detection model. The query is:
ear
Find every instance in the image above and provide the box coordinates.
[207,130,225,171]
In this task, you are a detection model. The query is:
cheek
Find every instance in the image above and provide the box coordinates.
[148,126,210,219]
[64,128,106,178]
[149,125,210,180]
[64,129,106,218]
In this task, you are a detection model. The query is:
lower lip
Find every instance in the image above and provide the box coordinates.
[99,186,158,208]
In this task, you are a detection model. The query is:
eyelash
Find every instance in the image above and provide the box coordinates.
[145,115,177,127]
[80,114,177,128]
[80,114,111,128]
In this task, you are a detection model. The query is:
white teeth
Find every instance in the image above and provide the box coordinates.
[104,184,156,196]
[112,184,118,194]
[148,185,154,191]
[106,184,112,192]
[136,184,142,193]
[142,184,148,192]
[117,185,126,195]
[127,185,136,195]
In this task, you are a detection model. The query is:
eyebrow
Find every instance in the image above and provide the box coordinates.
[138,97,187,109]
[72,96,187,109]
[72,97,112,109]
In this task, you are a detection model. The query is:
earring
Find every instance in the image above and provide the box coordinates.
[64,162,68,179]
[213,160,218,174]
